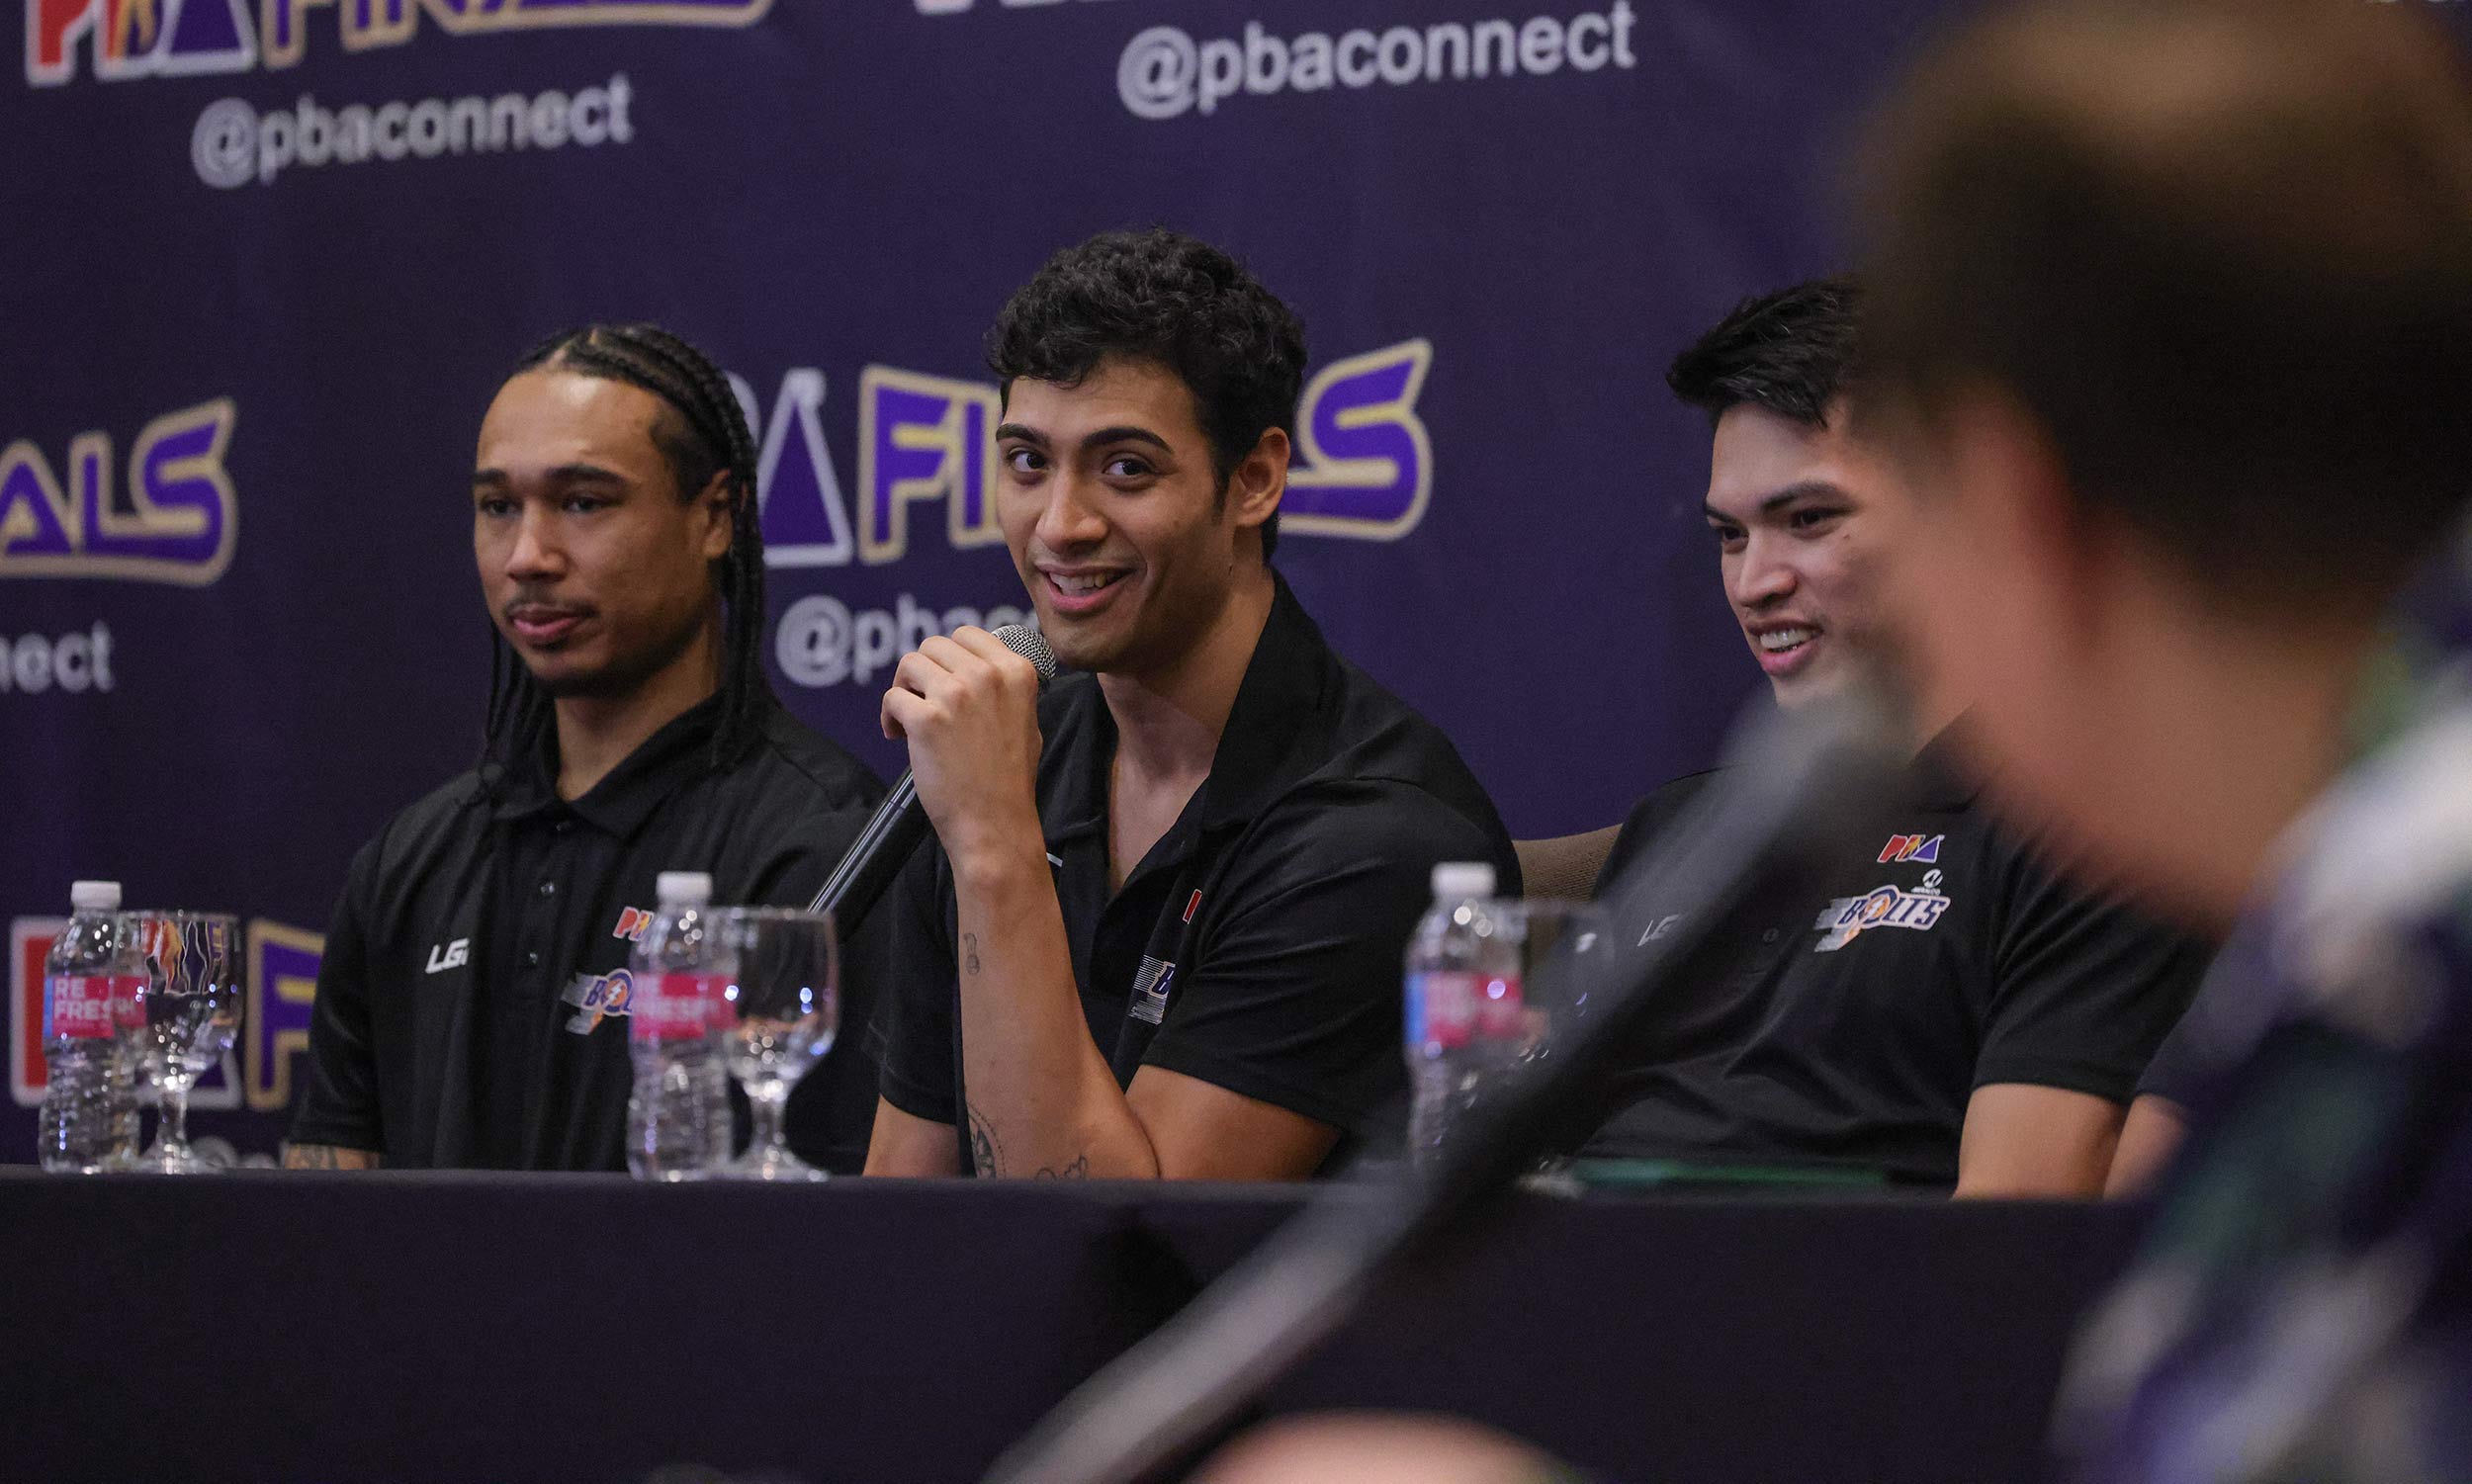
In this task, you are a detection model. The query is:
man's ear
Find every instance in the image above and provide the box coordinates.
[1227,427,1288,538]
[694,469,736,562]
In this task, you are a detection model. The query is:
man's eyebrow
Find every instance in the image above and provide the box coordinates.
[1758,480,1848,515]
[1705,481,1850,521]
[1079,425,1172,456]
[995,422,1048,446]
[549,463,627,484]
[471,463,628,488]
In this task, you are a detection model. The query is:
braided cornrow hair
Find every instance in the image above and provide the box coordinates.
[480,322,773,788]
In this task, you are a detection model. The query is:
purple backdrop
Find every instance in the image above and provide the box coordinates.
[0,0,2166,1157]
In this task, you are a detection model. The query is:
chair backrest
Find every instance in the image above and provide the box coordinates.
[1512,825,1623,901]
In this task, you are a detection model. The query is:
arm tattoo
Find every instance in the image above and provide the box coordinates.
[963,1103,1088,1179]
[962,931,981,976]
[283,1143,383,1171]
[967,1101,999,1177]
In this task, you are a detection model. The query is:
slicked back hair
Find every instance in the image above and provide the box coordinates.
[1667,277,1865,429]
[986,227,1307,560]
[482,323,772,786]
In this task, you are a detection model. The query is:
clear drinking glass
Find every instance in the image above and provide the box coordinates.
[119,912,241,1175]
[1504,899,1614,1073]
[713,907,839,1181]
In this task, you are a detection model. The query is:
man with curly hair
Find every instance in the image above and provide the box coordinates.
[864,229,1518,1180]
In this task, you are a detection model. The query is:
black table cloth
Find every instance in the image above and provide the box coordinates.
[0,1171,2144,1483]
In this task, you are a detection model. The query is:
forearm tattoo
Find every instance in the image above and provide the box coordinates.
[968,1101,999,1177]
[962,932,981,976]
[965,1102,1090,1178]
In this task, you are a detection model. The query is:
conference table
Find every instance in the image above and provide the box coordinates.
[0,1171,2145,1483]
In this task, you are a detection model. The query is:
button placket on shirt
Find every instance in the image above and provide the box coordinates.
[521,816,576,990]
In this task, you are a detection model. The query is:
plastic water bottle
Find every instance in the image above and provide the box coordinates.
[625,871,732,1180]
[40,880,139,1174]
[1404,862,1527,1172]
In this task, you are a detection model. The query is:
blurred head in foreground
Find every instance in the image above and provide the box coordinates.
[1855,0,2472,928]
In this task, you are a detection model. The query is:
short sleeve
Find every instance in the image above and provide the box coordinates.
[1140,783,1512,1139]
[287,837,387,1153]
[1977,854,2215,1102]
[870,842,961,1127]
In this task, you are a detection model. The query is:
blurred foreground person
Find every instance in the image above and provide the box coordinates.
[1858,0,2472,1476]
[1191,0,2472,1478]
[288,325,883,1171]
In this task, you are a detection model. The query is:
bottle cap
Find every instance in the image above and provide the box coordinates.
[1430,862,1496,901]
[655,871,713,907]
[68,880,122,913]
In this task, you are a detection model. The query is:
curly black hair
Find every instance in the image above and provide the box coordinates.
[481,323,772,785]
[986,228,1307,560]
[1666,278,1863,429]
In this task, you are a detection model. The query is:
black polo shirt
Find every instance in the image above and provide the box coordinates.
[874,576,1520,1173]
[290,694,884,1171]
[1581,737,2212,1185]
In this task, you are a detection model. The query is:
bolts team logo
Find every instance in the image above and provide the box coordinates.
[1813,870,1953,953]
[562,969,636,1034]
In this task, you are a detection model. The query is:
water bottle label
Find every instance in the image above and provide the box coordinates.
[1406,970,1526,1051]
[632,973,726,1043]
[44,975,136,1040]
[1408,971,1473,1049]
[114,976,147,1030]
[1477,972,1526,1039]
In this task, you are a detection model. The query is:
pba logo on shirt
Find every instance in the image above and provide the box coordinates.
[1878,833,1943,865]
[612,907,656,941]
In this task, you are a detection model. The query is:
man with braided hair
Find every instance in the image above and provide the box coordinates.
[286,323,885,1172]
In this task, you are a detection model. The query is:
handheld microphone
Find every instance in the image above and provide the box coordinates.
[809,624,1059,935]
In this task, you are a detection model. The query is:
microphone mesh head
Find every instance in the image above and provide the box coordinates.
[992,623,1058,684]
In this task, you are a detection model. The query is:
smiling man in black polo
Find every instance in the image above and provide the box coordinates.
[1578,281,2211,1194]
[286,325,883,1172]
[864,230,1517,1179]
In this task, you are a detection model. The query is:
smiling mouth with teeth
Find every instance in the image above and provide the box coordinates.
[1757,627,1815,654]
[1051,571,1127,595]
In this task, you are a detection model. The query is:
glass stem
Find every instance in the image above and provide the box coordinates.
[750,1086,788,1159]
[159,1083,191,1159]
